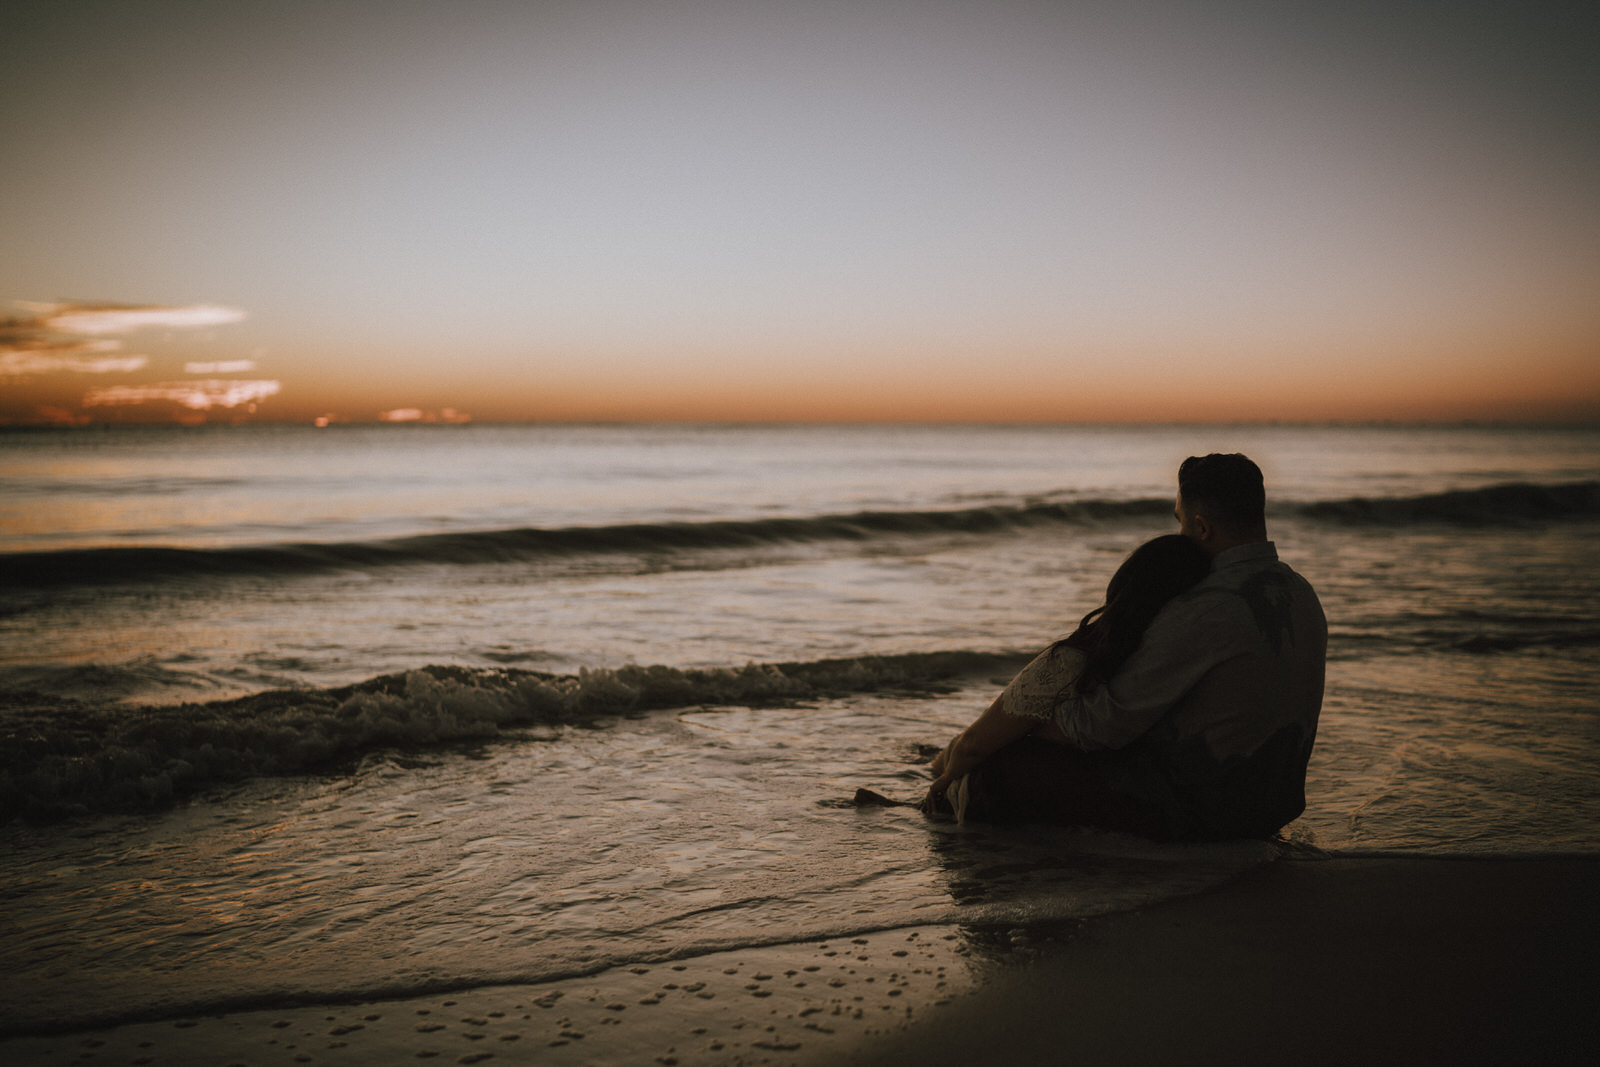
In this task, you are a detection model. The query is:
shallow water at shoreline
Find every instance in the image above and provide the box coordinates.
[0,688,1280,1033]
[3,650,1596,1033]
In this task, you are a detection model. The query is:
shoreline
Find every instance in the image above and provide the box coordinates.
[0,924,999,1065]
[852,855,1600,1066]
[3,856,1596,1065]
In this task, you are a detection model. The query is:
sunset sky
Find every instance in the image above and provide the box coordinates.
[2,0,1597,424]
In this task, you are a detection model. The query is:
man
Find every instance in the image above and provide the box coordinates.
[923,453,1327,840]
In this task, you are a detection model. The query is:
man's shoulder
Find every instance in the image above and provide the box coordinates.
[1147,578,1254,645]
[1157,545,1319,635]
[1209,543,1317,592]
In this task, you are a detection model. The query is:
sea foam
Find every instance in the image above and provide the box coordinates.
[0,652,1017,823]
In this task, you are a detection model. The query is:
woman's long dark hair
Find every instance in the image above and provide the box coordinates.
[1056,534,1210,693]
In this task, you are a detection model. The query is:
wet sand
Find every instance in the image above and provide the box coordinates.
[5,858,1597,1065]
[852,857,1600,1067]
[0,926,999,1066]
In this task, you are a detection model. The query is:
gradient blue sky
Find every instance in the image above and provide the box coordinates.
[2,0,1597,422]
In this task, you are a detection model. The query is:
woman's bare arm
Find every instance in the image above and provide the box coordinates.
[920,694,1038,814]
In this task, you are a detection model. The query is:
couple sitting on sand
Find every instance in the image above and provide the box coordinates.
[924,453,1327,841]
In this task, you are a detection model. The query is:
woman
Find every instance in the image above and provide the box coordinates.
[922,533,1210,835]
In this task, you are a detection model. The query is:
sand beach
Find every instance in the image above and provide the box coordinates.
[0,921,983,1065]
[5,856,1595,1066]
[854,857,1600,1067]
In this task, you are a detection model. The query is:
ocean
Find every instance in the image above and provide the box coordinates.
[2,422,1597,1035]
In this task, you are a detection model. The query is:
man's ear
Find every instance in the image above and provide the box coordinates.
[1190,512,1213,542]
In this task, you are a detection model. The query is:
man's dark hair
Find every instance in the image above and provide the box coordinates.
[1178,453,1265,529]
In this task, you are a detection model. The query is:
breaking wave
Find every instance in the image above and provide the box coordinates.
[1290,480,1600,525]
[5,481,1595,592]
[1,499,1168,589]
[1450,628,1600,653]
[0,650,1023,824]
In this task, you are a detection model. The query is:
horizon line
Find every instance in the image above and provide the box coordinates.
[4,415,1599,431]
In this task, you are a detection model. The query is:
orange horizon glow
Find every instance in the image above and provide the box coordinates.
[6,355,1598,427]
[7,308,1596,426]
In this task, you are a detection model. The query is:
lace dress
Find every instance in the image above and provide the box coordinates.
[996,644,1086,725]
